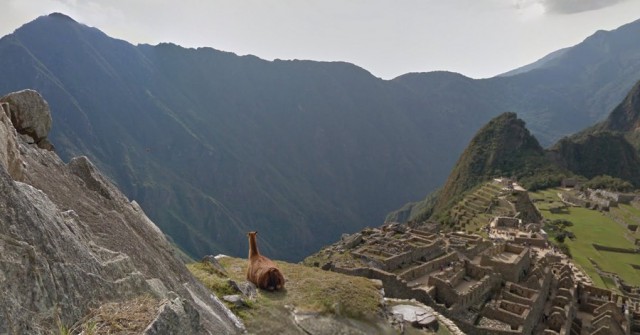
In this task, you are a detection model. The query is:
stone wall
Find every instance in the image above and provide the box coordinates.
[480,244,531,283]
[596,189,636,204]
[514,236,546,248]
[493,217,521,228]
[482,300,529,328]
[559,192,589,207]
[400,252,458,281]
[428,263,502,312]
[482,261,552,335]
[332,266,439,307]
[592,243,638,254]
[352,236,446,272]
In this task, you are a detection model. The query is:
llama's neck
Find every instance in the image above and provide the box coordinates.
[248,235,260,258]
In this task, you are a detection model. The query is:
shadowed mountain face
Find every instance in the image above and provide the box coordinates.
[431,113,550,215]
[545,79,640,187]
[392,81,640,224]
[548,132,640,186]
[1,13,640,260]
[591,79,640,148]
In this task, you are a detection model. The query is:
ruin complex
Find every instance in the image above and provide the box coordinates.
[307,179,640,334]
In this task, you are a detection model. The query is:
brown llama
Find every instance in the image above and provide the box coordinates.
[246,231,285,291]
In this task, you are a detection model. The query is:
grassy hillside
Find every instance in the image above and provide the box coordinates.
[532,189,640,288]
[187,257,449,334]
[430,112,563,219]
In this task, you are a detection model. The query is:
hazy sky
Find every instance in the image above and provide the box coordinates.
[2,0,640,79]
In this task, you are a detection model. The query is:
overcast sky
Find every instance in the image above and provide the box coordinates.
[3,0,640,79]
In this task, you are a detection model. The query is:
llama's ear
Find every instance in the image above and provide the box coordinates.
[255,231,258,235]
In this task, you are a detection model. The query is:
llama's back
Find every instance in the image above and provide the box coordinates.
[248,255,285,291]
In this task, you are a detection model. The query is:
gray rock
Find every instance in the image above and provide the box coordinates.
[0,89,52,147]
[68,155,116,200]
[0,106,24,180]
[393,224,407,234]
[222,295,246,308]
[202,255,228,276]
[228,280,257,300]
[293,311,396,335]
[144,297,203,334]
[0,91,244,334]
[390,304,438,330]
[341,233,363,249]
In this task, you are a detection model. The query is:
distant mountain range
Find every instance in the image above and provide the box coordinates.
[1,13,640,261]
[390,80,640,223]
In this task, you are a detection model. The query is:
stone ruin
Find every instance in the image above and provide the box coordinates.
[309,220,640,335]
[559,188,636,212]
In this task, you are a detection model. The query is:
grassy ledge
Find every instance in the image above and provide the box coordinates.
[188,256,392,334]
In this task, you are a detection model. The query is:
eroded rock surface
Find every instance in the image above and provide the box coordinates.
[0,90,244,334]
[0,89,52,149]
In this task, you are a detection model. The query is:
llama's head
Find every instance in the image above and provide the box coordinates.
[247,231,258,238]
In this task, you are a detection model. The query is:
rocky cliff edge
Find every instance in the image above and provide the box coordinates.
[0,89,244,334]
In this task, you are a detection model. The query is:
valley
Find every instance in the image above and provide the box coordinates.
[3,8,640,335]
[3,13,640,261]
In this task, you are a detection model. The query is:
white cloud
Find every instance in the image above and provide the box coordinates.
[514,0,629,14]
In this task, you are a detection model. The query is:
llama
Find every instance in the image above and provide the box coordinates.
[246,231,285,291]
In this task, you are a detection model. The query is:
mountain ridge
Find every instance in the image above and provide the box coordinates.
[391,80,640,223]
[3,13,640,261]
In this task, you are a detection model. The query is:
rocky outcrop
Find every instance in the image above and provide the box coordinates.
[0,102,24,180]
[0,90,244,334]
[0,89,53,149]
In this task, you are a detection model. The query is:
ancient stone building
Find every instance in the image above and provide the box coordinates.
[308,217,640,335]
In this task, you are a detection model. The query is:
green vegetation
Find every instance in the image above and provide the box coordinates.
[433,113,551,215]
[591,80,640,150]
[415,112,569,223]
[549,132,640,187]
[582,175,634,192]
[533,189,640,287]
[519,172,566,191]
[189,257,389,333]
[386,189,441,223]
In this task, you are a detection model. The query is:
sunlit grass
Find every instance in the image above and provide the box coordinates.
[533,189,640,287]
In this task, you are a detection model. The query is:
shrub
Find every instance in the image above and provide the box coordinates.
[582,175,634,192]
[556,242,572,258]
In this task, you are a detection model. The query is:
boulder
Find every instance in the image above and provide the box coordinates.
[228,279,257,300]
[222,295,247,308]
[390,304,438,331]
[0,89,53,148]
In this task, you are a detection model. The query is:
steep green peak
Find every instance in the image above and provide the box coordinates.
[465,112,543,155]
[432,112,547,215]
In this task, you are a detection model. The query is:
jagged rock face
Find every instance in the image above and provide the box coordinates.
[0,91,243,334]
[0,104,24,180]
[0,89,52,149]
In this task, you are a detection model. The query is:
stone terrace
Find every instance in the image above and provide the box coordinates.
[307,218,640,335]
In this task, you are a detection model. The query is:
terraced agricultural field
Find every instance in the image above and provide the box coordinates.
[531,189,640,288]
